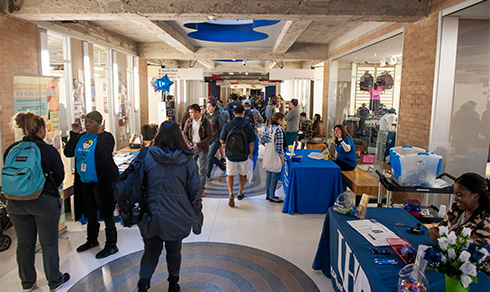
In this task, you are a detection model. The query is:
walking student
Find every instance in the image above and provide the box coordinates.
[183,103,214,196]
[206,101,226,179]
[64,110,120,259]
[137,121,203,292]
[220,105,255,207]
[3,111,69,291]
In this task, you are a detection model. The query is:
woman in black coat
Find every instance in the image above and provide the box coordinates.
[138,121,203,292]
[64,111,119,259]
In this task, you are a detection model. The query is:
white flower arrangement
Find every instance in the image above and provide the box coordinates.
[424,227,490,288]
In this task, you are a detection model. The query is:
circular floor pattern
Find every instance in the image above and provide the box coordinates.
[67,242,319,292]
[204,159,281,198]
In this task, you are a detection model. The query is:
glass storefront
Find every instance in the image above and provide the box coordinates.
[431,0,490,178]
[328,33,404,168]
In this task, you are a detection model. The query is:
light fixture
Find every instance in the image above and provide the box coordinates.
[388,57,397,66]
[229,72,234,75]
[207,15,216,21]
[245,72,249,75]
[83,42,92,112]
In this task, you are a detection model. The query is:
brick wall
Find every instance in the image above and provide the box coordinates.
[0,14,39,150]
[323,0,467,149]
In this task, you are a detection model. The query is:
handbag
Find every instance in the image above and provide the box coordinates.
[262,126,283,173]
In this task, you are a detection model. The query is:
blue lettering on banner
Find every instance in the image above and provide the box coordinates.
[332,230,371,292]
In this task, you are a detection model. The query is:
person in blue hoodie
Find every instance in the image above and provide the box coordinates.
[333,124,357,171]
[137,121,203,292]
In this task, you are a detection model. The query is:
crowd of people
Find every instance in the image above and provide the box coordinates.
[3,95,489,292]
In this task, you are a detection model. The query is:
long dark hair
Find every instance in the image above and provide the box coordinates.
[454,172,490,214]
[312,114,322,130]
[334,124,352,143]
[154,121,193,155]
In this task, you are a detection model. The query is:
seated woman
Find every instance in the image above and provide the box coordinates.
[428,172,490,274]
[307,114,326,144]
[332,124,357,171]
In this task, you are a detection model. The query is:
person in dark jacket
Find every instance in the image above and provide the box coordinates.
[137,121,203,292]
[183,104,214,196]
[4,111,70,291]
[64,111,119,259]
[205,100,226,179]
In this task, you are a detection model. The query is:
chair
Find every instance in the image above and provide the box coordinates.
[306,143,326,151]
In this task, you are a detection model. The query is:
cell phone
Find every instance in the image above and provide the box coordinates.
[370,248,392,255]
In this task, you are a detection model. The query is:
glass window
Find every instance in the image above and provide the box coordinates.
[432,2,490,178]
[328,33,403,167]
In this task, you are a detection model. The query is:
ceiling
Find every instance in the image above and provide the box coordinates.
[7,0,431,82]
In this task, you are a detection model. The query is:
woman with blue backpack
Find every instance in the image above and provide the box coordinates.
[3,111,69,291]
[64,110,119,259]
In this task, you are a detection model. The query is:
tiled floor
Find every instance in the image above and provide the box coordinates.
[0,186,335,292]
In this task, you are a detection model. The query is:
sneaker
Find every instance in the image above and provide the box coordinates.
[168,282,180,292]
[228,195,235,207]
[220,158,226,164]
[76,241,99,252]
[95,246,119,259]
[237,194,244,200]
[22,284,36,292]
[51,273,70,291]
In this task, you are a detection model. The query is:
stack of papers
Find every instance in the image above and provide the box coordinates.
[347,219,399,246]
[307,152,324,160]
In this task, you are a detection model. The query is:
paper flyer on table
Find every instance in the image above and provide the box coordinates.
[347,219,399,246]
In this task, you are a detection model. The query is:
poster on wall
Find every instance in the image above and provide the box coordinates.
[13,74,66,234]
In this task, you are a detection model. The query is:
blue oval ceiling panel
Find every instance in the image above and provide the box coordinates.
[184,20,280,43]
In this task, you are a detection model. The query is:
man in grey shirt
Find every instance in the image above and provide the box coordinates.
[284,98,300,146]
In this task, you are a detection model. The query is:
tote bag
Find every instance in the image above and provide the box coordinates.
[262,127,283,173]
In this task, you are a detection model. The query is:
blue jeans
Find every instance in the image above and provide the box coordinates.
[207,140,225,177]
[265,171,280,199]
[193,147,208,191]
[285,131,298,147]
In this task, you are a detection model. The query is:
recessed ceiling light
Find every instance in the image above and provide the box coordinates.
[229,72,234,75]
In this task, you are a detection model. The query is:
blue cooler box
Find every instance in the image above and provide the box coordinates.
[389,146,442,187]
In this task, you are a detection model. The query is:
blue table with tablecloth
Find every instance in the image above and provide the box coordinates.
[281,149,343,215]
[312,207,490,292]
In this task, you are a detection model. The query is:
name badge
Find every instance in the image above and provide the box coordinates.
[81,163,86,172]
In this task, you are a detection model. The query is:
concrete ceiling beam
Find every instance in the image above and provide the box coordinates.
[197,59,216,69]
[273,20,312,54]
[12,0,428,22]
[151,20,195,53]
[34,21,138,55]
[138,43,329,60]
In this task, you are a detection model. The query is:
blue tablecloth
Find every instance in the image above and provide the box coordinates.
[313,207,490,292]
[281,149,343,215]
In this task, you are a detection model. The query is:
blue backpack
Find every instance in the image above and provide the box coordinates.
[1,142,46,200]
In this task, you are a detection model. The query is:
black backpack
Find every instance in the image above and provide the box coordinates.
[114,147,149,227]
[244,109,256,131]
[225,121,248,160]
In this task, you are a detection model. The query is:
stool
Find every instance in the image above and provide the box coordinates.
[306,143,326,151]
